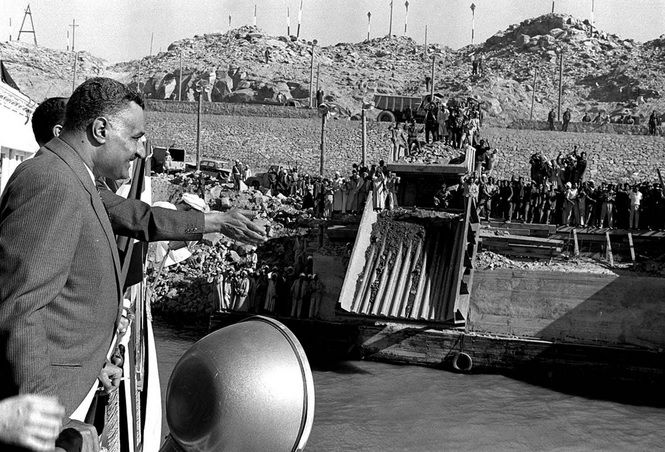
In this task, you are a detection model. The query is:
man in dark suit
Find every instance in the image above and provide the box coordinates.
[0,78,264,451]
[31,97,267,246]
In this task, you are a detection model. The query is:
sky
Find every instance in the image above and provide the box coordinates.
[1,0,664,63]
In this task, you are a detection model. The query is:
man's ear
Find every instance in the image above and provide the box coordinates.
[52,124,63,138]
[91,117,109,144]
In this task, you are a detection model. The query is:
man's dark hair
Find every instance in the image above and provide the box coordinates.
[31,97,68,146]
[63,77,144,132]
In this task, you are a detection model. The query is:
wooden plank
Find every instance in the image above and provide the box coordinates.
[605,231,614,267]
[479,232,563,246]
[573,229,579,257]
[627,232,636,263]
[487,221,556,232]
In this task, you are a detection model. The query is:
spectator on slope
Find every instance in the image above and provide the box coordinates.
[548,108,556,131]
[425,76,432,92]
[478,54,485,75]
[648,111,658,135]
[629,185,643,229]
[425,105,439,144]
[407,119,423,154]
[582,112,591,122]
[471,54,478,75]
[438,105,449,145]
[562,108,572,132]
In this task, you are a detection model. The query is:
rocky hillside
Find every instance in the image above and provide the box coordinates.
[0,40,108,101]
[3,13,665,124]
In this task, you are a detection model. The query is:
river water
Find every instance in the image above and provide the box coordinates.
[153,322,664,452]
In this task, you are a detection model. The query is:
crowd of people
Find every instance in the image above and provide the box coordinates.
[212,237,324,319]
[235,160,401,216]
[389,97,486,159]
[461,147,665,230]
[548,108,662,134]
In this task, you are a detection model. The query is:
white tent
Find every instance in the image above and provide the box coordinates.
[0,66,38,195]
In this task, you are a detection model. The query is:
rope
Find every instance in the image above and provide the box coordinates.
[105,388,120,452]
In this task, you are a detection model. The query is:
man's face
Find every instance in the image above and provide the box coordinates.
[95,102,146,180]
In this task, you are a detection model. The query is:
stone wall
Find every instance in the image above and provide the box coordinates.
[145,110,665,183]
[509,119,665,136]
[146,99,318,119]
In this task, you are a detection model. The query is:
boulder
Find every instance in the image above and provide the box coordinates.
[549,28,566,39]
[516,34,530,47]
[227,88,256,103]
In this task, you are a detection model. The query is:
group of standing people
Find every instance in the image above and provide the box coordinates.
[261,161,401,216]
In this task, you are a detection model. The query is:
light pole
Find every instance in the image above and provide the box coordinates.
[309,40,317,108]
[590,0,595,36]
[470,3,476,45]
[388,0,394,37]
[557,47,564,121]
[404,1,409,35]
[367,12,371,41]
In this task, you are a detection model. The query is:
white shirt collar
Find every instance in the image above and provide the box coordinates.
[82,162,95,184]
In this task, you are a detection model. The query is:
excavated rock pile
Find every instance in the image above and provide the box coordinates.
[148,174,320,321]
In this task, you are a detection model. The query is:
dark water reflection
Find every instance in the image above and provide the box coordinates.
[153,322,664,451]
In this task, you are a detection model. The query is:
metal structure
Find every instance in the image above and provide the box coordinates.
[470,3,476,45]
[68,18,79,52]
[17,4,37,46]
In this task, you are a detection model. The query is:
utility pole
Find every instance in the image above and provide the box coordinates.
[72,51,78,93]
[404,1,409,35]
[552,1,555,14]
[557,48,564,121]
[178,50,183,101]
[388,0,394,37]
[149,32,154,56]
[228,15,231,31]
[309,41,316,108]
[361,109,367,167]
[367,12,371,41]
[17,4,37,46]
[590,0,595,36]
[430,55,435,100]
[424,25,428,59]
[316,63,321,93]
[287,7,291,36]
[69,19,78,52]
[196,88,203,171]
[297,0,303,38]
[470,3,476,45]
[320,110,327,176]
[253,4,257,26]
[529,66,538,120]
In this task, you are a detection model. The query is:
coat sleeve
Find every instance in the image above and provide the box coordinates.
[99,187,205,242]
[0,171,82,399]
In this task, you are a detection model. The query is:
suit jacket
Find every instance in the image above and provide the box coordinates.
[97,182,205,242]
[0,137,122,418]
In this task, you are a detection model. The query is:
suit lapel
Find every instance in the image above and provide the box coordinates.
[44,138,123,299]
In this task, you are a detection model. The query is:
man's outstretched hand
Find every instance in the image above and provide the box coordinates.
[205,209,267,245]
[0,394,64,451]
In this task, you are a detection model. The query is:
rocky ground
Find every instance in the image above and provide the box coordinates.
[3,13,665,123]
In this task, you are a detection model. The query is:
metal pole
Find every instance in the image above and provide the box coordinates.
[316,63,321,92]
[388,1,394,37]
[320,112,327,176]
[424,25,428,58]
[404,1,409,34]
[590,0,595,36]
[309,42,315,108]
[471,11,475,45]
[297,0,303,38]
[287,7,291,36]
[228,15,231,31]
[72,51,78,93]
[253,4,257,26]
[196,93,202,171]
[178,50,183,101]
[367,12,371,41]
[557,49,564,121]
[430,55,435,100]
[551,1,555,13]
[361,109,367,167]
[529,66,538,120]
[150,32,154,56]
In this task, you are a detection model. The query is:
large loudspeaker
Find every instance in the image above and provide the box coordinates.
[165,316,315,451]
